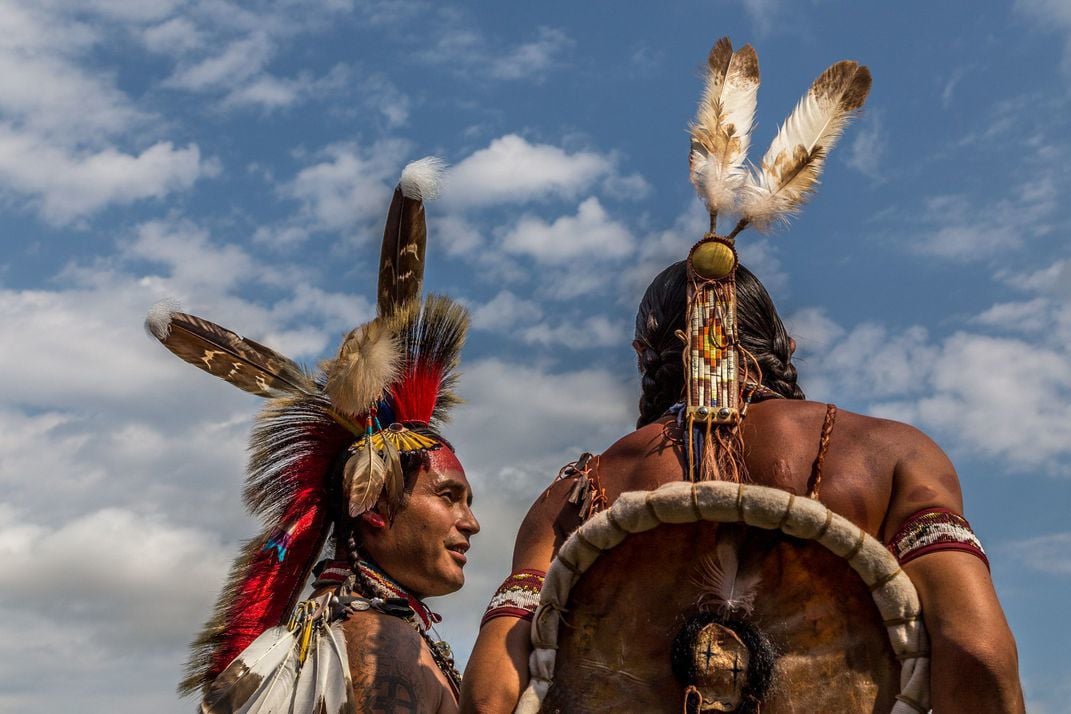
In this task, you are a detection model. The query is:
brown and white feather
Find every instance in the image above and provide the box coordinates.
[741,60,871,231]
[146,301,316,399]
[689,37,760,219]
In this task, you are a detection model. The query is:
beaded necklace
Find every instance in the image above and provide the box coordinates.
[314,559,461,696]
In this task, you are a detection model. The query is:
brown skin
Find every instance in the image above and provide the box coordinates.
[461,400,1024,713]
[324,448,479,714]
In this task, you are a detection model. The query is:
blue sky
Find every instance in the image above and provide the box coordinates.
[1,1,1068,711]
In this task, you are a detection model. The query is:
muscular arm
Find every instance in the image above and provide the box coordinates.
[887,427,1024,713]
[345,612,456,714]
[460,479,575,714]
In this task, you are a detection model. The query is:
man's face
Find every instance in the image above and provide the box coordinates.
[363,447,479,599]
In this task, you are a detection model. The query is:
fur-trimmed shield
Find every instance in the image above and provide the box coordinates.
[517,482,930,714]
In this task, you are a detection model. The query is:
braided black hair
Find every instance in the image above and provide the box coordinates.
[634,261,804,428]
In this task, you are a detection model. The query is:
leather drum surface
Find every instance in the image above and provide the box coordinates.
[540,521,898,713]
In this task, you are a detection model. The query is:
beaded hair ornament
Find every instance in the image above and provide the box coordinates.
[146,157,469,695]
[683,37,870,481]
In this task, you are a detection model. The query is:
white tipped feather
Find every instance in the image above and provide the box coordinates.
[322,319,402,418]
[695,527,761,615]
[292,621,353,713]
[144,297,184,340]
[400,156,446,201]
[690,38,760,219]
[741,60,871,231]
[200,626,299,713]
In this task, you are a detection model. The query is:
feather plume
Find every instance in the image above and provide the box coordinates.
[378,157,445,318]
[385,295,469,426]
[321,319,402,418]
[690,38,760,220]
[740,60,871,231]
[694,526,762,616]
[343,438,387,517]
[181,393,350,696]
[146,302,316,399]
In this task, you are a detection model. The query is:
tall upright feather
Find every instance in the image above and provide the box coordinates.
[377,157,445,318]
[740,60,871,231]
[146,302,316,399]
[689,38,760,224]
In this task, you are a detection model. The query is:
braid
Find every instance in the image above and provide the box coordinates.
[635,262,689,428]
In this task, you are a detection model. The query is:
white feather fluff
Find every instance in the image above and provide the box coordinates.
[740,60,871,231]
[144,297,184,340]
[322,319,402,418]
[399,156,446,201]
[695,526,762,615]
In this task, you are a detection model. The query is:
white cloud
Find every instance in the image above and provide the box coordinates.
[166,33,273,91]
[794,310,1071,474]
[1000,532,1071,575]
[420,25,573,83]
[445,135,614,208]
[502,197,633,264]
[846,112,885,181]
[469,290,543,332]
[1016,0,1071,70]
[0,127,205,224]
[912,175,1058,261]
[283,139,410,235]
[520,315,628,348]
[141,16,204,54]
[488,27,574,80]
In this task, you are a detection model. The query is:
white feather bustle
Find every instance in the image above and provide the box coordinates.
[400,156,446,201]
[144,297,184,340]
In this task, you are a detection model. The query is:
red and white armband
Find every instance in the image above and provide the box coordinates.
[480,569,546,626]
[886,507,989,570]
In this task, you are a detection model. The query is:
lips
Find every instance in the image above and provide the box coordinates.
[446,542,469,566]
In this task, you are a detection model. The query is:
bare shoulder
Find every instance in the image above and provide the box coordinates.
[341,611,446,714]
[851,414,965,540]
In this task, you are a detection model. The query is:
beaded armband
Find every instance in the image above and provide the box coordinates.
[480,569,546,626]
[887,507,989,570]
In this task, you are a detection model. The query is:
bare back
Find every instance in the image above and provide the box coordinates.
[596,400,916,540]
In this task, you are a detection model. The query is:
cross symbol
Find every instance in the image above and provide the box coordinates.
[731,653,744,685]
[702,638,716,666]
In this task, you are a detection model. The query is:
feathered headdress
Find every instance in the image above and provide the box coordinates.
[149,157,469,696]
[683,38,870,481]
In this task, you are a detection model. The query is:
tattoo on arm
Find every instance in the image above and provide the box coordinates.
[360,672,420,713]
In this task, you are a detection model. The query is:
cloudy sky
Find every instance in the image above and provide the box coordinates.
[1,0,1068,711]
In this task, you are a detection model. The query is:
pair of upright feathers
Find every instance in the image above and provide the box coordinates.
[690,37,871,236]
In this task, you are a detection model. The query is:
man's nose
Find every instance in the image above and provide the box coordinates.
[458,504,480,535]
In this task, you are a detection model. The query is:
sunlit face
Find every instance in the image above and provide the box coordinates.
[361,448,479,599]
